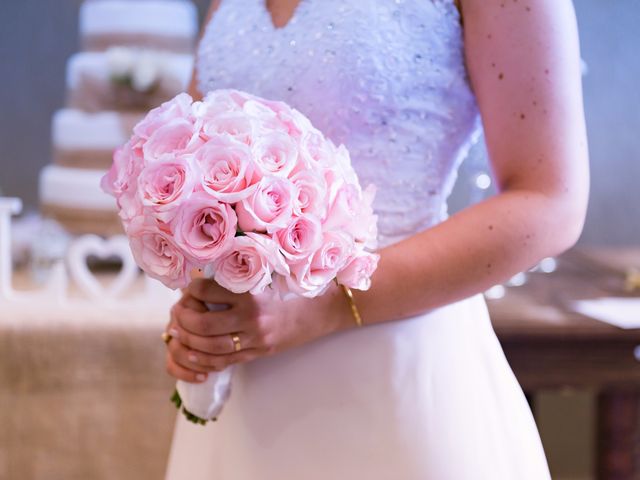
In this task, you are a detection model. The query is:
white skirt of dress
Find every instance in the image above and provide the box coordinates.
[164,293,551,480]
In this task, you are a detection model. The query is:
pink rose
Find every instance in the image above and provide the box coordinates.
[251,131,298,177]
[274,214,323,263]
[290,169,328,218]
[207,232,289,295]
[276,106,313,138]
[127,218,192,289]
[196,92,239,116]
[195,136,260,203]
[170,191,237,263]
[325,181,378,247]
[142,117,203,161]
[133,92,194,140]
[101,143,142,198]
[252,99,311,139]
[242,99,278,120]
[116,187,145,222]
[236,176,295,234]
[322,181,360,230]
[201,112,255,145]
[224,89,261,107]
[287,231,354,298]
[333,144,358,185]
[354,184,379,249]
[137,156,195,222]
[242,99,292,135]
[295,128,336,171]
[196,90,258,119]
[101,143,145,221]
[336,251,380,291]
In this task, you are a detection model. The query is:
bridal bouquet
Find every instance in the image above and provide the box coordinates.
[101,89,379,424]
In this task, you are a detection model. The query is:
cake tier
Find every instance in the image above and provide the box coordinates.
[52,109,143,169]
[80,0,198,53]
[39,165,122,236]
[66,50,193,112]
[41,204,124,236]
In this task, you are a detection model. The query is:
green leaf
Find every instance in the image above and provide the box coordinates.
[170,389,217,426]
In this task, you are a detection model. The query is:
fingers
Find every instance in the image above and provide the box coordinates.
[188,278,252,306]
[165,351,209,383]
[173,302,245,337]
[190,349,259,370]
[166,334,258,374]
[179,291,208,313]
[166,337,219,373]
[169,325,246,355]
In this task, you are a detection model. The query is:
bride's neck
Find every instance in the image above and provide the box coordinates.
[265,0,302,29]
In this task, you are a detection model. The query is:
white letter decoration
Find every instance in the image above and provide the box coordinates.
[0,196,179,312]
[67,235,139,301]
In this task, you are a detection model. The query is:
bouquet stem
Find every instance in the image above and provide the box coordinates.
[170,389,215,425]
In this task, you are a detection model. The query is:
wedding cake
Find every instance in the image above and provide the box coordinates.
[39,0,198,235]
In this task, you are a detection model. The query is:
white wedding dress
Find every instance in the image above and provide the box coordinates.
[165,1,552,478]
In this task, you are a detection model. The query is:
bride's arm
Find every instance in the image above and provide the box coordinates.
[326,0,590,327]
[165,0,589,381]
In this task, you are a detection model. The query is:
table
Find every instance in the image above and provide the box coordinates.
[2,247,639,479]
[487,246,640,480]
[0,273,178,480]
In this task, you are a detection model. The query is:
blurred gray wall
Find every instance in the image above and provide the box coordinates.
[0,0,638,245]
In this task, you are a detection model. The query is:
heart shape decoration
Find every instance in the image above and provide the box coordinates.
[67,234,139,300]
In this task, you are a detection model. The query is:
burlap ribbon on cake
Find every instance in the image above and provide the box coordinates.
[68,72,185,113]
[83,34,194,55]
[54,112,144,169]
[41,204,123,236]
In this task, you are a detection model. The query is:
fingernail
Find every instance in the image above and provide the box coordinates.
[196,374,207,382]
[188,353,198,363]
[169,328,179,338]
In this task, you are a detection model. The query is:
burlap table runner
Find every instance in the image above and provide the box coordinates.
[0,273,179,480]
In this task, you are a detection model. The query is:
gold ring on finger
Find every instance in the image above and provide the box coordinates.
[230,333,242,352]
[161,331,173,345]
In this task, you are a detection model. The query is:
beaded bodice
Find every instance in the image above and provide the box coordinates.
[197,0,482,248]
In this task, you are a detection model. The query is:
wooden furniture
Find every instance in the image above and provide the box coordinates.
[488,246,640,480]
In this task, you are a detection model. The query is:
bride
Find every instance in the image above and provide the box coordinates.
[163,0,589,478]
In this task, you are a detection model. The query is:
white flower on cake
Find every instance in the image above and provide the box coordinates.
[106,47,135,79]
[133,52,162,92]
[106,47,169,93]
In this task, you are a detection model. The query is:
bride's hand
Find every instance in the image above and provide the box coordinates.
[164,278,352,383]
